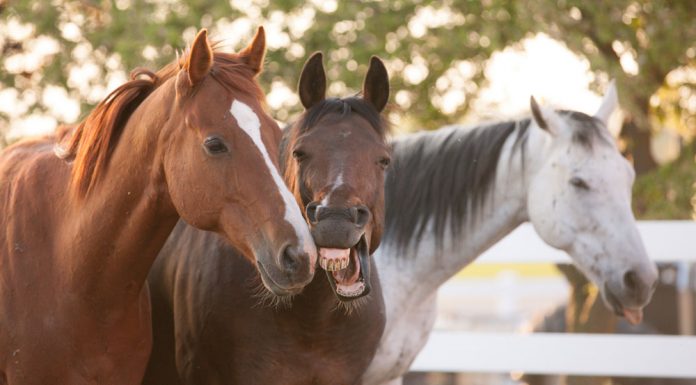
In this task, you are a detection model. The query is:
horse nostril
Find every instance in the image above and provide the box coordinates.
[350,205,371,228]
[281,245,305,274]
[305,202,320,224]
[623,270,639,292]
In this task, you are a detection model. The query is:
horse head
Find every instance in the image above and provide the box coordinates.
[526,82,658,324]
[160,28,317,296]
[282,52,390,301]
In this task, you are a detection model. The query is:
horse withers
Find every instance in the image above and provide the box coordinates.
[0,27,315,385]
[363,82,659,385]
[143,52,391,385]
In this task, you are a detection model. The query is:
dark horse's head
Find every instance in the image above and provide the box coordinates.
[281,52,390,301]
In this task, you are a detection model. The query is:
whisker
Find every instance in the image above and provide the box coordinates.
[247,275,294,310]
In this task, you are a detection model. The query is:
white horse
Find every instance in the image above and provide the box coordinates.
[363,83,658,385]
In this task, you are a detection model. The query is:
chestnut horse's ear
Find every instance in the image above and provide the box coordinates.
[298,52,326,110]
[186,29,213,86]
[363,56,389,112]
[238,26,266,75]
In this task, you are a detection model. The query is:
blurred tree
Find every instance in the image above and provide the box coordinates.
[524,0,696,173]
[633,142,696,219]
[1,0,694,176]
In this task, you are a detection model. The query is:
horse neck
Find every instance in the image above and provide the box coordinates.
[65,84,178,305]
[376,123,551,309]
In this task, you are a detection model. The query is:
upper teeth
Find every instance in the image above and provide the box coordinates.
[321,257,348,271]
[319,248,351,271]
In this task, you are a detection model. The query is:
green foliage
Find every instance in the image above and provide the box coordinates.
[633,144,696,219]
[526,0,696,130]
[2,0,694,131]
[0,0,536,132]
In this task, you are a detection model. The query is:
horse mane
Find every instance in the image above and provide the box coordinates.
[384,109,615,253]
[60,48,263,198]
[558,110,614,148]
[383,119,532,251]
[298,97,388,138]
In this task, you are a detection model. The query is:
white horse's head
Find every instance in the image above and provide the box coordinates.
[526,82,658,324]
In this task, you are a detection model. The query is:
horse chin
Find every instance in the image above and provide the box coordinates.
[256,261,305,298]
[319,236,371,302]
[601,282,645,325]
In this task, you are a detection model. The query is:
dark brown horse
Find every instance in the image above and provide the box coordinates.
[143,53,391,385]
[0,28,316,385]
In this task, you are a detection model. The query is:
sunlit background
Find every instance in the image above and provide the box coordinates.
[1,1,695,384]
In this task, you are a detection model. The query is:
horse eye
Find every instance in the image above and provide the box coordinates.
[203,137,228,154]
[292,149,307,161]
[570,177,590,190]
[378,156,391,169]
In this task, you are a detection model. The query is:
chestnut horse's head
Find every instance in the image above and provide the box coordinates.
[282,53,390,301]
[159,29,316,295]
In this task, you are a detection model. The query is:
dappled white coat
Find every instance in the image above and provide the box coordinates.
[362,83,658,385]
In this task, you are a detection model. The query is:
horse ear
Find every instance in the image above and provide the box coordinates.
[186,29,213,86]
[298,52,326,110]
[238,26,266,75]
[363,56,389,112]
[530,96,562,135]
[595,80,618,125]
[530,96,549,130]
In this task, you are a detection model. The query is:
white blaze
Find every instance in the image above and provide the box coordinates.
[321,171,344,206]
[230,100,314,251]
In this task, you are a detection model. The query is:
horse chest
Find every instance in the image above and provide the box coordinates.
[242,352,363,385]
[232,317,378,385]
[363,296,437,385]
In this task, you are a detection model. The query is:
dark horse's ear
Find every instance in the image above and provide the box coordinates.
[186,29,213,86]
[363,56,389,112]
[238,26,266,76]
[298,52,326,110]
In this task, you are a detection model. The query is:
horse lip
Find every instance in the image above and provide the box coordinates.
[603,282,633,318]
[256,261,303,297]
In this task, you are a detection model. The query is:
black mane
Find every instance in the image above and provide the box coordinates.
[383,119,531,251]
[299,96,387,137]
[559,110,614,148]
[383,110,613,253]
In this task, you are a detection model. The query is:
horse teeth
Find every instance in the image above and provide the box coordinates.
[328,260,336,271]
[320,258,328,270]
[340,259,349,269]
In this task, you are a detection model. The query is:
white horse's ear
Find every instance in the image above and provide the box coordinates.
[530,96,561,135]
[595,80,618,125]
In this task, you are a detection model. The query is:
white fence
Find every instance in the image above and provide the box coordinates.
[411,220,696,378]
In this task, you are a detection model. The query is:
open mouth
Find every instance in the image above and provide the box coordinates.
[318,236,370,300]
[604,283,644,325]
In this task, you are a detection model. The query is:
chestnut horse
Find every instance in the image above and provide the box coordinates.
[0,28,316,385]
[143,53,391,385]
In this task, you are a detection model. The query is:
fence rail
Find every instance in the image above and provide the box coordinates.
[411,220,696,378]
[477,220,696,264]
[411,331,696,378]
